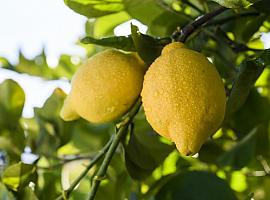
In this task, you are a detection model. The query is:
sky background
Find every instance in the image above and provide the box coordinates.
[0,0,87,117]
[0,0,269,118]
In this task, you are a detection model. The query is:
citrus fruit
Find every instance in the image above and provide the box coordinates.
[60,49,146,123]
[141,42,226,155]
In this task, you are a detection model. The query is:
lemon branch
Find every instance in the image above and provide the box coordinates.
[56,99,142,200]
[88,99,142,200]
[56,138,113,200]
[172,5,228,42]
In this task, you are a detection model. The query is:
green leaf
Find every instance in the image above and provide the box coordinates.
[124,0,164,25]
[6,51,80,80]
[82,25,171,64]
[0,80,25,163]
[59,120,112,154]
[92,11,130,37]
[229,89,270,137]
[81,35,136,51]
[52,54,81,80]
[217,127,258,170]
[124,131,173,180]
[155,171,237,200]
[207,35,237,80]
[241,14,266,43]
[2,162,37,192]
[198,141,225,164]
[0,80,25,162]
[259,48,270,66]
[223,13,267,43]
[211,0,258,8]
[37,171,61,200]
[123,112,173,180]
[131,24,170,64]
[0,57,14,70]
[148,11,190,37]
[20,187,38,200]
[64,0,124,18]
[253,0,270,13]
[0,183,14,200]
[225,50,269,119]
[33,89,73,154]
[94,154,133,200]
[227,89,270,157]
[0,128,25,163]
[0,79,25,127]
[16,50,50,78]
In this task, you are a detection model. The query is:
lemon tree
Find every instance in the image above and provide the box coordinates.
[1,1,270,200]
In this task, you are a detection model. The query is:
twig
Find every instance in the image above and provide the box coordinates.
[257,155,270,175]
[172,6,228,42]
[55,138,113,200]
[88,99,142,200]
[38,154,96,170]
[245,170,267,177]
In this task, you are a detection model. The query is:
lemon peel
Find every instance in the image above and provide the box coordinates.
[141,42,226,155]
[60,49,146,123]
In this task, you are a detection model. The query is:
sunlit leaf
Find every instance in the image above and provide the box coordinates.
[131,24,170,64]
[211,0,259,8]
[92,11,130,37]
[0,183,14,200]
[156,171,237,200]
[33,89,73,154]
[124,0,164,25]
[218,127,258,169]
[81,35,136,51]
[64,0,124,18]
[20,187,38,200]
[148,10,190,37]
[225,50,270,119]
[2,162,37,192]
[123,112,173,180]
[37,171,61,200]
[0,79,25,127]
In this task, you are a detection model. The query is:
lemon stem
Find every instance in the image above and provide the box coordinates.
[55,137,113,200]
[88,98,142,200]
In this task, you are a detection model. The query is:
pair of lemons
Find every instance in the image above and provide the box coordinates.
[60,42,226,156]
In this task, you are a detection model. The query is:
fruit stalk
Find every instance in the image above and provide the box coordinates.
[88,99,142,200]
[55,137,113,200]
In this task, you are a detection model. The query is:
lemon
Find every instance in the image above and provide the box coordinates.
[141,42,226,155]
[60,49,146,123]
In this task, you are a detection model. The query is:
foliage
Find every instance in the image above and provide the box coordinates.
[1,0,270,199]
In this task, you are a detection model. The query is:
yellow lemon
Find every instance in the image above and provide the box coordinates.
[141,42,226,155]
[60,49,146,123]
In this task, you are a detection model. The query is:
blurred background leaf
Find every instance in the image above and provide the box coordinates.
[64,0,124,18]
[155,171,237,200]
[2,162,37,192]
